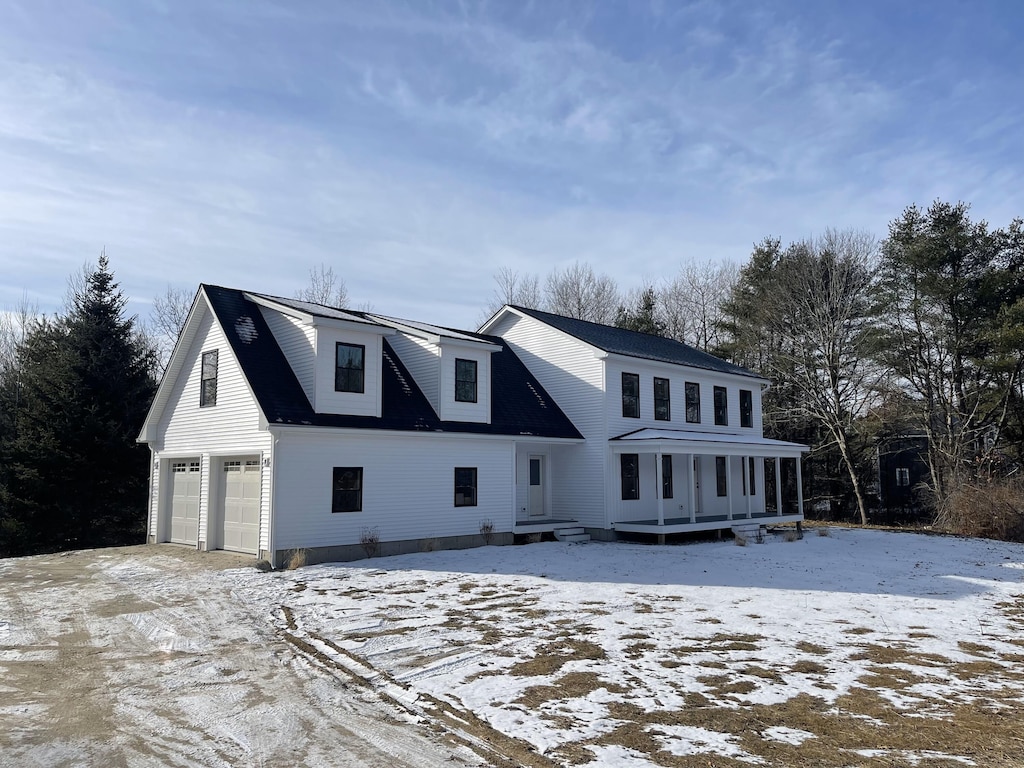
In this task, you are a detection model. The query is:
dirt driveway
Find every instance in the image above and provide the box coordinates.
[0,545,484,768]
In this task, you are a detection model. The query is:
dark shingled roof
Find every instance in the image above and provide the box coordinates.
[203,285,582,439]
[509,305,762,379]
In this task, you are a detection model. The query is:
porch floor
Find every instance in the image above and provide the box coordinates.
[613,513,803,535]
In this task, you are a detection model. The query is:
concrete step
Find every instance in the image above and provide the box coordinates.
[558,533,591,544]
[553,527,589,543]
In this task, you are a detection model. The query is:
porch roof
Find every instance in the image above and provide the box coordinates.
[609,428,808,457]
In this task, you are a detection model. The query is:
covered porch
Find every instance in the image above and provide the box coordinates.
[609,429,809,535]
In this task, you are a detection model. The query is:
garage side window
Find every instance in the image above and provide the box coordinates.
[332,467,363,513]
[200,350,218,407]
[454,467,477,507]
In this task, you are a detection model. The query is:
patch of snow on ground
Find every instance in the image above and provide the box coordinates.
[762,725,817,745]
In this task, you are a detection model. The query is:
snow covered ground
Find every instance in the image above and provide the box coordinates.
[227,527,1024,767]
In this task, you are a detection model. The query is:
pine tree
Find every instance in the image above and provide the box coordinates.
[0,256,156,555]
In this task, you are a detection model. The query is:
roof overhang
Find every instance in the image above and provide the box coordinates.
[610,428,808,458]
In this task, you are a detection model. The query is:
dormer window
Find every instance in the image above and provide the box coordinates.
[335,343,365,393]
[455,358,478,403]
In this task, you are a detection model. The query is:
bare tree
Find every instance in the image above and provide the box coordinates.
[544,261,619,324]
[480,267,542,322]
[296,263,349,307]
[0,295,39,376]
[660,259,737,350]
[148,285,195,373]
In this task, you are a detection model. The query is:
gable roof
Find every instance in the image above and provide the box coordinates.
[201,286,582,439]
[503,305,764,380]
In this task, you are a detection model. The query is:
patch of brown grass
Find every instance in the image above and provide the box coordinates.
[795,640,828,655]
[508,639,607,677]
[790,660,828,675]
[515,671,627,708]
[958,640,995,656]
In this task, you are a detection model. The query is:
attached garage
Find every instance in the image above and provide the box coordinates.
[169,460,201,545]
[220,457,261,554]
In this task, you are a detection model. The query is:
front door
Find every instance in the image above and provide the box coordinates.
[528,455,546,517]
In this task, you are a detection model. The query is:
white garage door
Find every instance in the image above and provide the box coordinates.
[170,460,201,546]
[221,458,261,554]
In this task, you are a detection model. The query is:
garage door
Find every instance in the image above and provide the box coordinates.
[221,458,261,554]
[170,460,201,545]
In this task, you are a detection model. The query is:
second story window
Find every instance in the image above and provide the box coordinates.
[654,377,671,421]
[455,358,478,403]
[714,386,728,426]
[200,350,218,407]
[622,373,639,418]
[335,342,365,393]
[685,382,700,423]
[740,389,753,428]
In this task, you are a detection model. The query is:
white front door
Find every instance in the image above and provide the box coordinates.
[169,459,200,545]
[221,458,261,554]
[528,455,546,517]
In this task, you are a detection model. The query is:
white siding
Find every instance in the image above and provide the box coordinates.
[387,333,440,415]
[491,313,606,528]
[261,308,315,404]
[314,326,383,416]
[438,345,491,423]
[272,430,514,549]
[147,449,159,541]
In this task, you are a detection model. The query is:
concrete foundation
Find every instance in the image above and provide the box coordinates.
[271,531,515,567]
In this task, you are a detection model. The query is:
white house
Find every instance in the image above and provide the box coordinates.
[138,286,807,566]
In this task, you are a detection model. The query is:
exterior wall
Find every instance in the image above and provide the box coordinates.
[313,326,383,417]
[260,308,316,404]
[490,313,607,528]
[387,333,441,415]
[272,429,515,550]
[437,344,491,423]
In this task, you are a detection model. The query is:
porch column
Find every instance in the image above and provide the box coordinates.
[774,457,782,516]
[796,456,804,516]
[745,455,752,519]
[656,451,665,526]
[725,455,733,521]
[687,454,696,524]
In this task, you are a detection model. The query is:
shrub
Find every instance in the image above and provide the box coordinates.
[936,479,1024,542]
[479,519,495,545]
[360,527,381,558]
[285,549,308,570]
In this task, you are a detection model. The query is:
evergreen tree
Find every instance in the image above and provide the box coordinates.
[0,256,156,556]
[614,287,667,336]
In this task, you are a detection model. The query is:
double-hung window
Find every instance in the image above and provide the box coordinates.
[715,456,728,497]
[654,377,671,421]
[896,467,910,487]
[332,467,363,513]
[455,359,478,403]
[740,389,753,428]
[454,467,477,506]
[200,350,218,407]
[662,455,673,499]
[620,454,639,500]
[335,343,365,393]
[713,386,728,426]
[622,373,639,418]
[685,382,700,423]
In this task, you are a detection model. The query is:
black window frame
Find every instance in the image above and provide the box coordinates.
[332,467,363,513]
[662,455,673,499]
[713,386,728,426]
[748,457,756,496]
[455,358,478,403]
[335,342,366,393]
[621,372,640,418]
[620,454,639,500]
[200,349,218,407]
[716,456,728,497]
[740,389,753,428]
[654,377,671,422]
[685,382,700,423]
[454,467,477,507]
[896,467,910,487]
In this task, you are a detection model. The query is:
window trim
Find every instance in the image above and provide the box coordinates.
[654,377,671,422]
[896,467,910,487]
[454,467,478,507]
[620,454,639,500]
[662,455,673,499]
[685,381,700,424]
[332,467,363,513]
[455,358,478,403]
[335,342,366,394]
[748,457,756,496]
[740,389,753,428]
[715,456,728,497]
[621,372,640,418]
[200,349,218,408]
[713,386,729,426]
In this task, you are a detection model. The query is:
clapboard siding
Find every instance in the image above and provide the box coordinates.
[387,333,440,415]
[261,307,315,404]
[273,430,513,549]
[147,450,159,540]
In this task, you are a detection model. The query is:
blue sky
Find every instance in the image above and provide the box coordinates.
[1,1,1022,329]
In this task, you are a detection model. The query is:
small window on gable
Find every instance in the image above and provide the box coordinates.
[200,350,218,407]
[622,373,639,418]
[335,343,365,393]
[716,456,728,496]
[685,382,700,423]
[740,389,753,428]
[654,377,671,421]
[621,454,639,500]
[713,386,728,426]
[454,467,477,506]
[896,467,910,487]
[662,455,673,499]
[455,358,478,403]
[332,467,363,513]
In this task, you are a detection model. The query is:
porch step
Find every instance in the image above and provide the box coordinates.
[553,526,590,544]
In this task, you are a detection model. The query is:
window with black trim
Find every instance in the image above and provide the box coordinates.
[454,467,477,506]
[740,389,753,428]
[896,467,910,487]
[749,457,756,496]
[685,382,700,423]
[455,358,478,403]
[332,467,363,513]
[654,377,671,421]
[621,373,639,418]
[662,455,673,499]
[713,386,728,426]
[335,342,365,393]
[716,456,728,496]
[620,454,639,500]
[200,350,218,407]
